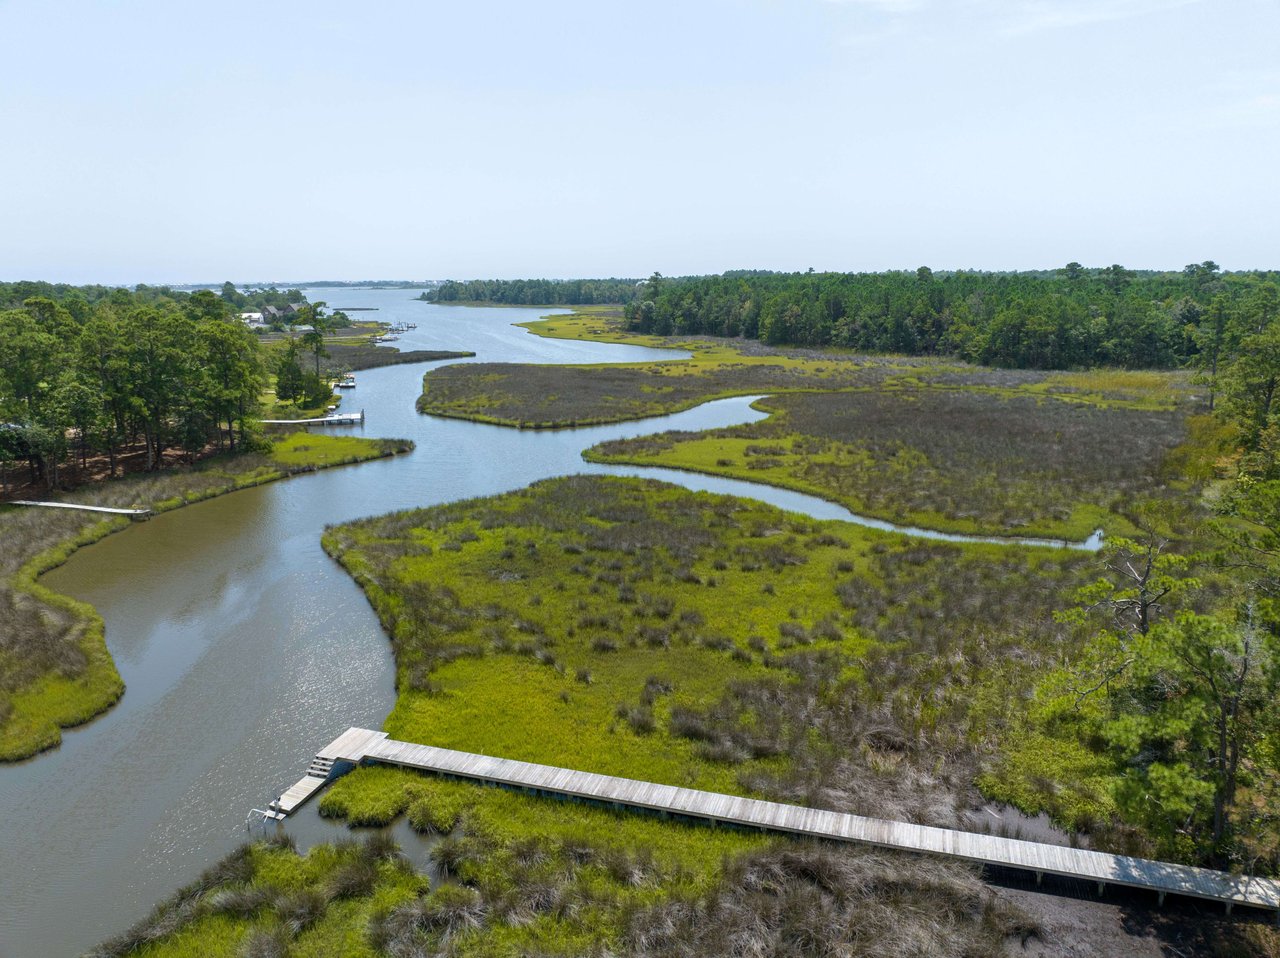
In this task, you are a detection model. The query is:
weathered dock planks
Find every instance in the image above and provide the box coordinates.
[319,726,388,763]
[282,728,1280,916]
[9,500,152,518]
[274,774,329,815]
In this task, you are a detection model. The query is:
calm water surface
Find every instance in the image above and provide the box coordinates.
[0,291,1091,957]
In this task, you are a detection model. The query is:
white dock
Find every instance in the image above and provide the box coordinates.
[275,728,1280,916]
[261,409,364,426]
[9,500,152,519]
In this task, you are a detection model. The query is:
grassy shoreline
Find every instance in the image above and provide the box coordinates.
[418,308,1192,540]
[320,347,475,376]
[90,474,1266,953]
[582,429,1112,543]
[416,383,776,430]
[580,384,1188,542]
[0,433,413,762]
[301,474,1081,954]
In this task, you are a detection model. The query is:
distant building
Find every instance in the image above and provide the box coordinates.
[239,311,265,328]
[259,304,308,326]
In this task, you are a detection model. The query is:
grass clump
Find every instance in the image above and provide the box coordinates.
[0,433,411,761]
[317,771,1034,957]
[322,475,1097,829]
[86,835,424,958]
[587,387,1188,539]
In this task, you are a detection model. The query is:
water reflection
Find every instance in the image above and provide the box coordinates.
[1,291,1094,957]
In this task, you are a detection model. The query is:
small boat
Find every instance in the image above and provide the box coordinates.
[336,376,356,389]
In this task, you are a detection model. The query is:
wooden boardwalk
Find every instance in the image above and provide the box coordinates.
[9,500,152,519]
[281,728,1280,916]
[271,728,388,815]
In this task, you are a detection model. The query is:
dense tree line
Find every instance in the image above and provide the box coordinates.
[1048,309,1280,868]
[212,281,307,314]
[621,264,1279,371]
[0,280,308,316]
[0,287,267,488]
[0,281,200,310]
[429,277,642,306]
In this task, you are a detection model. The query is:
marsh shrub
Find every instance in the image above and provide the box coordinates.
[605,387,1187,536]
[275,889,325,935]
[239,927,288,958]
[617,704,656,735]
[368,885,487,955]
[325,858,378,900]
[778,621,810,644]
[698,633,734,652]
[624,843,1028,958]
[640,676,674,704]
[206,885,271,918]
[635,624,672,648]
[808,532,849,549]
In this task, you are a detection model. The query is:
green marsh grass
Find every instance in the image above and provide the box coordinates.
[87,836,425,958]
[420,306,1193,538]
[321,477,1097,820]
[0,433,412,761]
[320,475,1098,842]
[587,387,1188,540]
[108,472,1256,955]
[314,771,1031,956]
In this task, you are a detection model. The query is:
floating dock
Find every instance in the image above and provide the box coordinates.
[261,410,364,426]
[273,728,1280,917]
[9,500,152,519]
[270,727,387,815]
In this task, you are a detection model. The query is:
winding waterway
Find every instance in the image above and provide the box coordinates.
[1,290,1095,957]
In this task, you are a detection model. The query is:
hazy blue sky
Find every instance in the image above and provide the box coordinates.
[1,0,1276,283]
